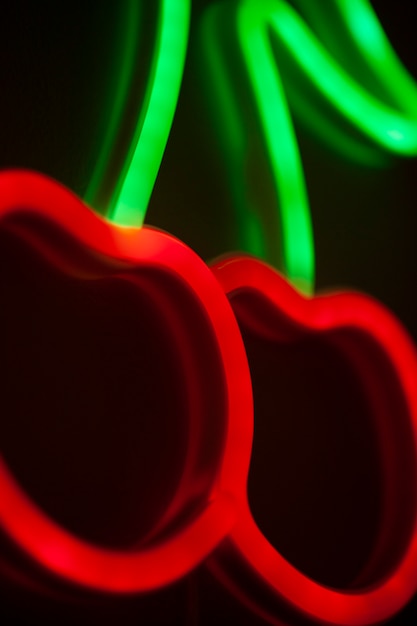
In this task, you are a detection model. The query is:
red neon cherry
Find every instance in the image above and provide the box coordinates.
[210,255,417,626]
[0,170,252,593]
[1,171,417,626]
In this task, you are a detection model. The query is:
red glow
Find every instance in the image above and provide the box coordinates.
[0,170,252,592]
[0,171,417,625]
[211,254,417,625]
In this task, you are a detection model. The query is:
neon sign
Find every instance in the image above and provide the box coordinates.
[82,1,417,296]
[0,2,416,625]
[0,171,417,626]
[84,0,190,229]
[200,0,417,292]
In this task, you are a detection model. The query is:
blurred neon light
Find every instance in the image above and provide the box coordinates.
[81,0,417,296]
[86,0,190,227]
[110,0,190,227]
[273,0,417,155]
[1,172,417,626]
[200,2,314,295]
[84,0,140,216]
[200,0,417,293]
[0,170,251,593]
[211,253,417,626]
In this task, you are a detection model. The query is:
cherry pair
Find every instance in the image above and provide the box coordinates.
[0,170,416,626]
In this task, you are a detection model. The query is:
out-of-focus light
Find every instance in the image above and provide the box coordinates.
[200,0,417,294]
[86,0,190,229]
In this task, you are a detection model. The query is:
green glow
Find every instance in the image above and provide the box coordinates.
[273,3,417,155]
[110,0,190,226]
[339,0,417,112]
[199,5,268,261]
[341,0,386,55]
[84,1,190,227]
[201,1,315,293]
[237,3,314,292]
[104,0,190,227]
[283,80,387,167]
[200,0,417,294]
[83,0,416,292]
[280,0,417,154]
[84,1,139,213]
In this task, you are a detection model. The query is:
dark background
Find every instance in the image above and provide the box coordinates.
[0,1,416,624]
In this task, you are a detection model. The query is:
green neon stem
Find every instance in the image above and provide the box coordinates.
[201,1,315,294]
[339,0,417,114]
[237,2,315,294]
[86,0,190,228]
[84,1,140,215]
[201,0,417,293]
[110,0,190,227]
[199,7,268,263]
[273,0,417,156]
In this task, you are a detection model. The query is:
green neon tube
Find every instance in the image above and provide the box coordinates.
[237,1,315,294]
[86,0,190,228]
[200,0,417,294]
[110,0,190,226]
[199,6,269,264]
[200,1,315,294]
[290,0,417,120]
[84,1,140,215]
[83,0,416,293]
[271,0,417,156]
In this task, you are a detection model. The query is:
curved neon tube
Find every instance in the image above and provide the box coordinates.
[110,0,190,227]
[81,0,417,295]
[269,0,417,155]
[211,254,417,626]
[84,0,140,214]
[1,172,417,626]
[0,170,252,593]
[237,1,315,293]
[200,2,315,295]
[200,0,417,293]
[86,0,190,228]
[288,0,417,153]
